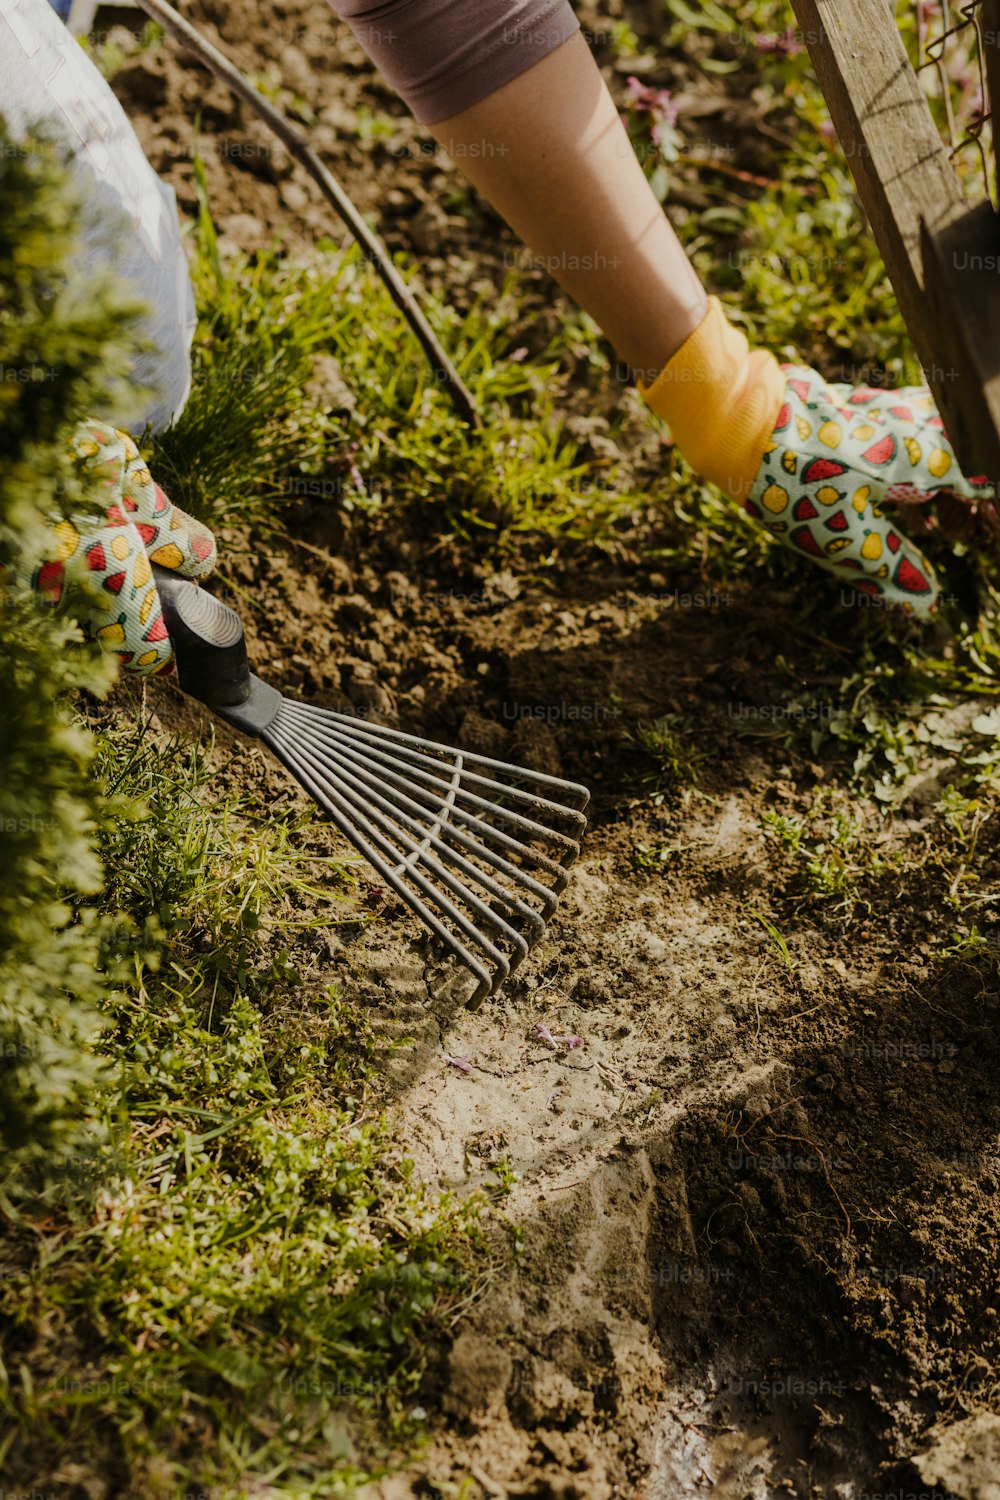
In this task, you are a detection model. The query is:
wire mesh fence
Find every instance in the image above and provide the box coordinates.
[901,0,996,204]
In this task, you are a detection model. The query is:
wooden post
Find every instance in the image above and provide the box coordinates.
[790,0,1000,478]
[981,0,1000,208]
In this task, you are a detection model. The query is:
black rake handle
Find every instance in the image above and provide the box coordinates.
[152,564,251,709]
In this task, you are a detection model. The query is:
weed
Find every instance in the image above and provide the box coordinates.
[488,1157,519,1197]
[753,910,796,971]
[631,714,704,789]
[761,792,902,904]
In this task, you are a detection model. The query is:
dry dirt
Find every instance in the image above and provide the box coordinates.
[105,1,1000,1495]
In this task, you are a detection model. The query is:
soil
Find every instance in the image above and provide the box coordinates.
[102,2,1000,1496]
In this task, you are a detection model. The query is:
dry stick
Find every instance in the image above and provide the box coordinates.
[132,0,481,429]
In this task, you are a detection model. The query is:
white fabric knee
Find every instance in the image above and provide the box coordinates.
[0,0,195,433]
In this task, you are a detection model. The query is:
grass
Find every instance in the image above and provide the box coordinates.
[149,152,644,549]
[0,714,480,1495]
[631,713,705,790]
[8,0,1000,1491]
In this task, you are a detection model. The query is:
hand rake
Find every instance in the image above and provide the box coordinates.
[152,566,589,1007]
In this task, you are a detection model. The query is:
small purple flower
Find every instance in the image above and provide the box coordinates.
[753,27,804,56]
[444,1053,474,1072]
[625,76,679,127]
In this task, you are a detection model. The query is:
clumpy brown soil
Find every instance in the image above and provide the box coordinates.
[106,1,1000,1495]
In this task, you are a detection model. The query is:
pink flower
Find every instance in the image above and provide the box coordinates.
[625,74,647,106]
[753,27,804,56]
[625,76,679,127]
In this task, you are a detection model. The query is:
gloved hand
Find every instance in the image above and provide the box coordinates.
[27,419,217,674]
[640,298,996,617]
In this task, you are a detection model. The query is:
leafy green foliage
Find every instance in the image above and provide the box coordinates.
[0,120,144,1168]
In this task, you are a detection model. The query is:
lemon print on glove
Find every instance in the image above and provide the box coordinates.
[29,419,217,675]
[744,369,996,617]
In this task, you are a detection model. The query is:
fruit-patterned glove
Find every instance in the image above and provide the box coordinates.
[639,298,995,617]
[26,419,217,675]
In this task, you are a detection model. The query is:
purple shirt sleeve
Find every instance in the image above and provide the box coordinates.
[328,0,581,123]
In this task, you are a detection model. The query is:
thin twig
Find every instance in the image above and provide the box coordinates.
[132,0,481,428]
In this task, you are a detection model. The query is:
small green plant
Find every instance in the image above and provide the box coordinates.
[753,910,796,972]
[941,926,992,959]
[80,20,165,81]
[631,714,704,789]
[761,794,901,903]
[622,76,684,202]
[488,1156,519,1197]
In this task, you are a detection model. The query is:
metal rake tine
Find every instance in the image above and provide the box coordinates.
[279,704,585,860]
[269,728,541,959]
[281,710,585,864]
[277,728,553,931]
[279,700,592,806]
[278,702,590,825]
[269,731,513,999]
[280,708,581,899]
[281,732,545,949]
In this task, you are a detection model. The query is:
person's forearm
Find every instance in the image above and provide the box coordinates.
[426,34,707,380]
[328,1,705,377]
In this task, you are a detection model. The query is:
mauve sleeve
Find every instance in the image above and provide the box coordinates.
[328,0,581,124]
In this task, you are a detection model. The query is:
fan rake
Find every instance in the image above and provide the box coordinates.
[153,566,589,1007]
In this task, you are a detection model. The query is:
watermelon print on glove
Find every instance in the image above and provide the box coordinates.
[744,366,994,618]
[29,419,217,675]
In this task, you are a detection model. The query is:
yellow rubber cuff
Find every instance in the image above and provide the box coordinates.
[638,297,786,505]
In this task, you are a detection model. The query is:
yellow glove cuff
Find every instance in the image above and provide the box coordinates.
[639,297,786,505]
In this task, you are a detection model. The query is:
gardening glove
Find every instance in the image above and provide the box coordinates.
[26,418,217,674]
[639,297,996,617]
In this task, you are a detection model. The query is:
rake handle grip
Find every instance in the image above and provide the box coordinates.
[152,564,252,708]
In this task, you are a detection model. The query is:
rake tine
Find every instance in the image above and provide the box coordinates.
[279,704,586,858]
[280,730,550,935]
[279,706,581,899]
[270,732,511,1000]
[153,565,590,1005]
[278,702,590,821]
[278,732,541,954]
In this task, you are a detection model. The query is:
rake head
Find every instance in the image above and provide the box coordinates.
[261,700,588,1006]
[152,565,589,1007]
